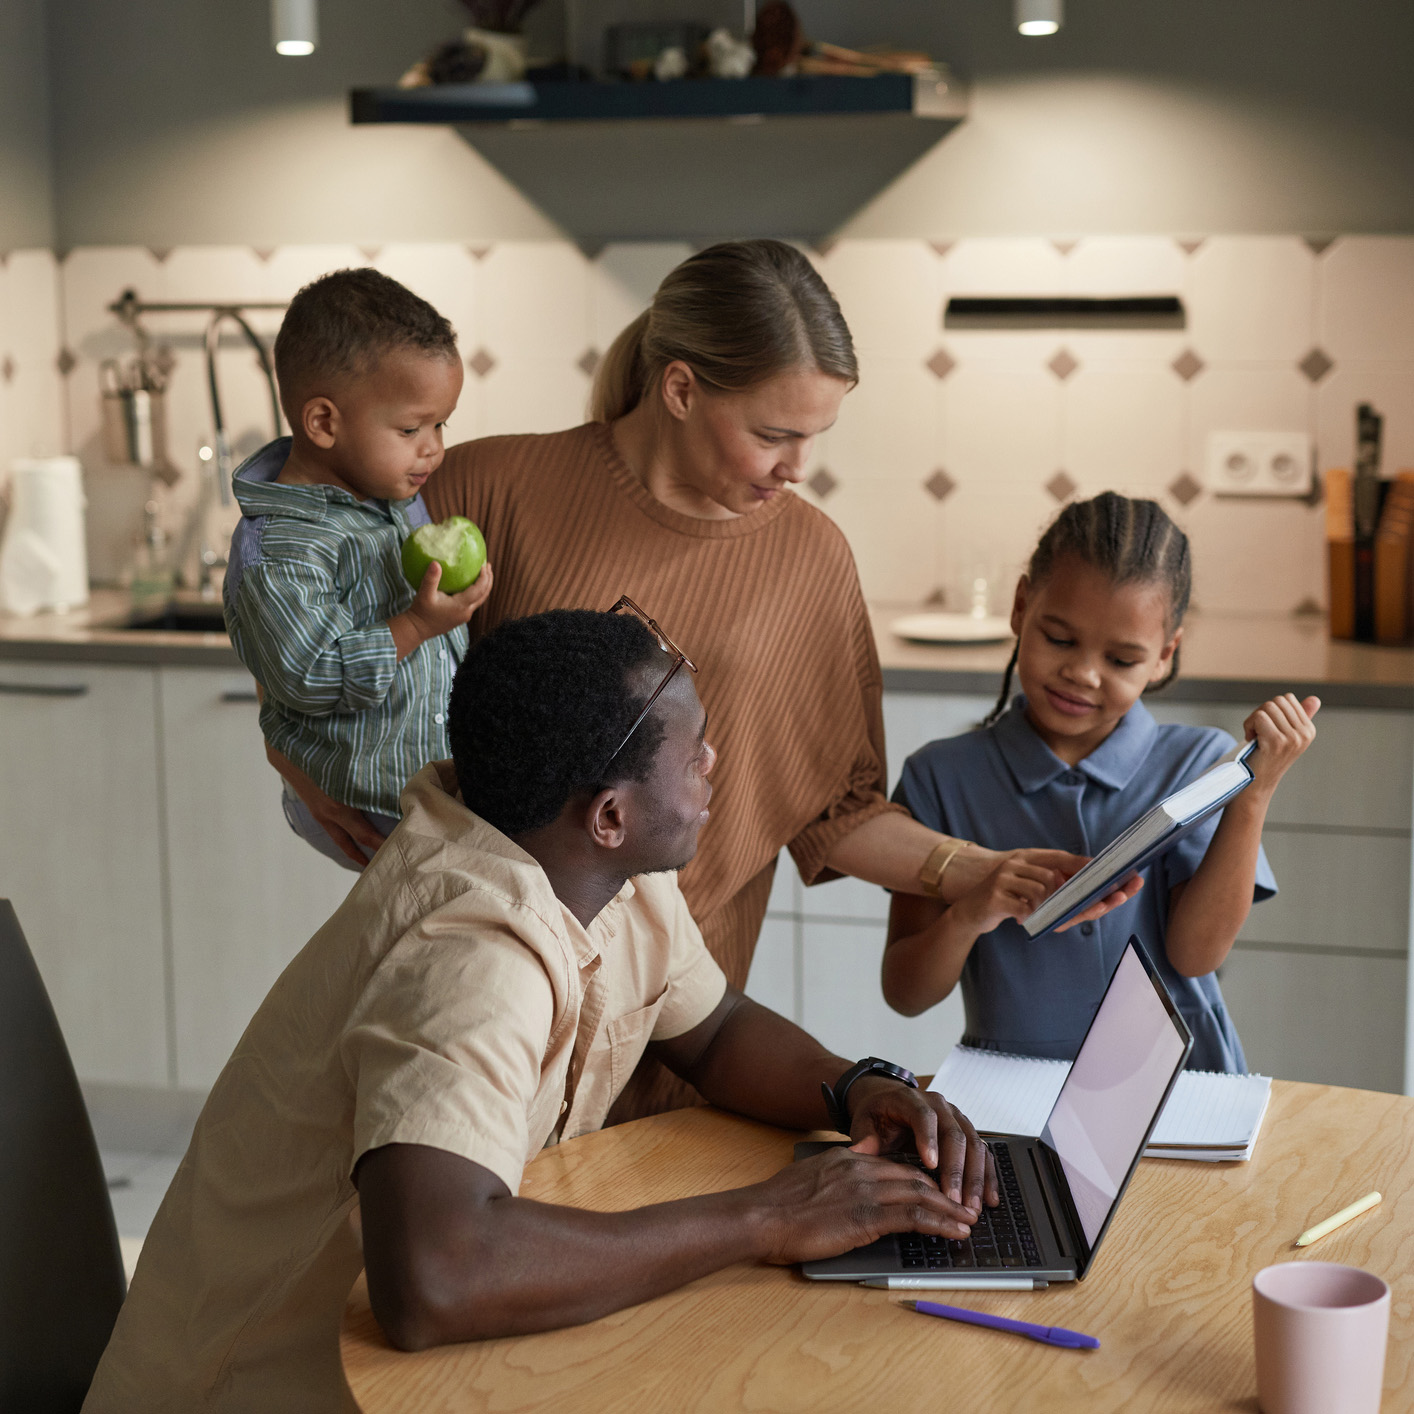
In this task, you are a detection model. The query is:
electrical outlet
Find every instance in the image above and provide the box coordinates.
[1207,431,1314,498]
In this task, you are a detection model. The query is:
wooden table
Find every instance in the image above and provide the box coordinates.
[342,1081,1414,1412]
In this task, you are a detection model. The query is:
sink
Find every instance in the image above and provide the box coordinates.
[120,604,229,634]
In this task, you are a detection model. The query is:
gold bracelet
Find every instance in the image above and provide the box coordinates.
[919,838,975,898]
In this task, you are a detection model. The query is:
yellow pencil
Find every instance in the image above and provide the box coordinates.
[1295,1191,1382,1247]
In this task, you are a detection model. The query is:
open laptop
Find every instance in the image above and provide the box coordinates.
[800,937,1194,1285]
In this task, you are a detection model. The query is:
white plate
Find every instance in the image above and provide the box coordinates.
[891,612,1014,645]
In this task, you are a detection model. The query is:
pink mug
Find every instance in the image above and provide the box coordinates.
[1253,1262,1390,1414]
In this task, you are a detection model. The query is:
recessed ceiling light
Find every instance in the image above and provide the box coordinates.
[1016,0,1062,36]
[271,0,317,56]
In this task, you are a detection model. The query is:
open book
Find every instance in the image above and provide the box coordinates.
[931,1044,1272,1162]
[1023,740,1257,938]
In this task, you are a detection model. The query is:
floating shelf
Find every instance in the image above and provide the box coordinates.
[350,72,965,126]
[347,73,967,246]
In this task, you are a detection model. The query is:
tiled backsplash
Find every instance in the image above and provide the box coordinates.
[4,235,1413,612]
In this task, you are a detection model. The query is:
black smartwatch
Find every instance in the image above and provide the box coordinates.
[821,1056,919,1134]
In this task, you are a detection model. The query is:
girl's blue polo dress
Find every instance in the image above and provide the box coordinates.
[893,696,1276,1073]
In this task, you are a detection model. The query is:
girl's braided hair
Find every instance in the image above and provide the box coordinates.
[984,492,1192,727]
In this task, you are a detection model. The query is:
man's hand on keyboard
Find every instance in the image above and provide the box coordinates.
[845,1078,999,1215]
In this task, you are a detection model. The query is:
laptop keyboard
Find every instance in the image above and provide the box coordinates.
[898,1143,1043,1270]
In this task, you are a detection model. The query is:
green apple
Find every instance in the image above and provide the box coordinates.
[401,516,487,594]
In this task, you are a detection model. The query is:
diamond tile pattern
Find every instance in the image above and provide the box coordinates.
[925,348,956,380]
[26,230,1398,621]
[1298,347,1335,383]
[1168,471,1203,506]
[1171,348,1205,382]
[923,468,956,502]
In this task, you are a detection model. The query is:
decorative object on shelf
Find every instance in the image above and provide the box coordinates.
[1016,0,1062,36]
[705,28,755,79]
[271,0,317,56]
[752,0,805,75]
[603,22,710,81]
[398,0,544,87]
[654,45,690,81]
[751,0,936,78]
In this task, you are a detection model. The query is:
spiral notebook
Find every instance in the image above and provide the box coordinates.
[931,1044,1271,1162]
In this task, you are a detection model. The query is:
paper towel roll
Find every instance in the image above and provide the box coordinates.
[0,457,89,615]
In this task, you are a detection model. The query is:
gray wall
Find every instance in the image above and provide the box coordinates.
[0,0,55,248]
[41,0,1414,246]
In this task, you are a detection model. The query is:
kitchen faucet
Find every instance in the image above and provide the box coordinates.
[109,290,286,596]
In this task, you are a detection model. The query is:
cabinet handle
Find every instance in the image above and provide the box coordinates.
[0,681,89,698]
[219,689,260,703]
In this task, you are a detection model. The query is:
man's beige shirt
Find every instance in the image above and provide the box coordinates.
[83,762,728,1413]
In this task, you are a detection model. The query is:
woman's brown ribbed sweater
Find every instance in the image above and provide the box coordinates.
[426,423,902,1118]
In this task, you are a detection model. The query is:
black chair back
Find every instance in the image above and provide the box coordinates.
[0,900,126,1412]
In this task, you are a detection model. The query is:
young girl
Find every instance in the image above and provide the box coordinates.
[885,492,1318,1072]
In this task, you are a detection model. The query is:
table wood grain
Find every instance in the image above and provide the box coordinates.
[341,1080,1414,1412]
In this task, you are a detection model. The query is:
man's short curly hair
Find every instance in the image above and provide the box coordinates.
[273,267,458,417]
[449,610,672,837]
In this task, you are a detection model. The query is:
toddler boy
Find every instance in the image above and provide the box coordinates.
[224,267,492,868]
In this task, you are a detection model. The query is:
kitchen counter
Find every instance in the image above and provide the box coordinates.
[871,603,1414,710]
[6,593,1414,708]
[0,590,241,668]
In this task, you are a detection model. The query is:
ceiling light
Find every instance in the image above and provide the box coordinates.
[272,0,318,55]
[1016,0,1062,36]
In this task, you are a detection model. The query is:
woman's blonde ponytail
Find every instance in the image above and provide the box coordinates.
[588,240,857,422]
[589,311,650,423]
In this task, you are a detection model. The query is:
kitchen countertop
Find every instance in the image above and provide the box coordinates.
[0,589,241,668]
[874,603,1414,710]
[6,592,1414,709]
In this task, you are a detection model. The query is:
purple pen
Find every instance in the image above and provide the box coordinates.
[909,1300,1100,1350]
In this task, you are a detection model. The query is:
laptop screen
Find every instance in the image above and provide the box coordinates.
[1040,942,1191,1249]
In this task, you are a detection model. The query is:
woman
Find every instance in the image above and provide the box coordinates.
[275,240,1121,1119]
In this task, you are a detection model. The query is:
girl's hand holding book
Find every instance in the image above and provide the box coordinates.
[1242,693,1320,800]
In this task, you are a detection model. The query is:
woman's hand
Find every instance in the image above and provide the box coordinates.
[265,741,384,870]
[948,845,1142,929]
[1244,693,1320,800]
[949,852,1070,936]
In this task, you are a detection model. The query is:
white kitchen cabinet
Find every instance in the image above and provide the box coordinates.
[0,661,170,1085]
[157,668,355,1087]
[800,918,963,1075]
[763,690,1414,1096]
[1219,950,1407,1094]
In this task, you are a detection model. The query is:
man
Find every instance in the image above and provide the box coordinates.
[85,605,995,1412]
